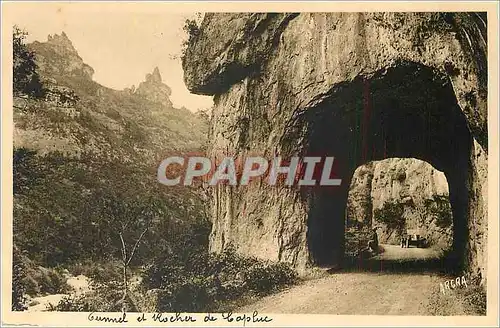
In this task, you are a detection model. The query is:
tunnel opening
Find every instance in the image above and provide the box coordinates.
[295,62,472,271]
[344,157,454,271]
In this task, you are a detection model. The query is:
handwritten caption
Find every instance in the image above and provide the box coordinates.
[88,311,272,325]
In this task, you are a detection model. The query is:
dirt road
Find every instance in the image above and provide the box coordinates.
[237,245,473,315]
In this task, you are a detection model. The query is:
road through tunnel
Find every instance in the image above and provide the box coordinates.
[297,62,472,271]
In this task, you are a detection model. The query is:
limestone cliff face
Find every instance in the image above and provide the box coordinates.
[347,158,452,248]
[346,163,374,226]
[184,13,487,149]
[183,13,488,281]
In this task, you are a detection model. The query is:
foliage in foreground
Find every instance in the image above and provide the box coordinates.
[141,247,298,312]
[12,24,297,314]
[12,246,72,311]
[13,25,45,99]
[47,248,299,313]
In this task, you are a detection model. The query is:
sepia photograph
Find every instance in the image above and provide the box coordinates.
[1,2,498,327]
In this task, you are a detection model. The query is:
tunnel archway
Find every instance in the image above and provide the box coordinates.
[296,62,472,271]
[345,157,454,261]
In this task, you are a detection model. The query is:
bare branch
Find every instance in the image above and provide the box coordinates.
[126,225,149,266]
[119,232,127,263]
[123,216,131,231]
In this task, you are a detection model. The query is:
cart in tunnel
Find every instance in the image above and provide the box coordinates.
[401,228,427,248]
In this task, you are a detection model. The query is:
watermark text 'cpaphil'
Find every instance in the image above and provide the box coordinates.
[157,156,343,187]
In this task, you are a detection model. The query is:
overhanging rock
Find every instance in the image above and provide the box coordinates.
[182,13,488,283]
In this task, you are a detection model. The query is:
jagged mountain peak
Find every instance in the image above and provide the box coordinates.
[46,32,77,53]
[135,67,172,107]
[30,32,94,80]
[146,66,163,84]
[47,31,70,41]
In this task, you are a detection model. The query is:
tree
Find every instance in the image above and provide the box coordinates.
[13,26,45,99]
[373,201,405,240]
[94,190,166,312]
[180,17,201,59]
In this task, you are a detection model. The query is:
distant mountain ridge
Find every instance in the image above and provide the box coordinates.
[15,31,208,163]
[30,32,95,81]
[13,32,210,268]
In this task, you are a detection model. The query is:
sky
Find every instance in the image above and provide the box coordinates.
[10,3,213,112]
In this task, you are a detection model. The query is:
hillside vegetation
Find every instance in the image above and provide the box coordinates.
[12,27,297,312]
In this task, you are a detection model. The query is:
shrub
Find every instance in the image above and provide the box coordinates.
[425,195,453,229]
[46,278,123,312]
[461,286,486,315]
[183,19,200,44]
[47,294,94,312]
[156,276,215,313]
[345,226,373,258]
[209,247,258,276]
[13,26,46,99]
[25,266,69,296]
[12,246,28,311]
[13,246,70,297]
[68,260,122,285]
[244,262,298,295]
[374,201,404,232]
[142,247,298,312]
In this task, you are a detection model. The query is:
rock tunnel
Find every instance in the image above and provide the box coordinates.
[296,63,471,269]
[182,12,488,282]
